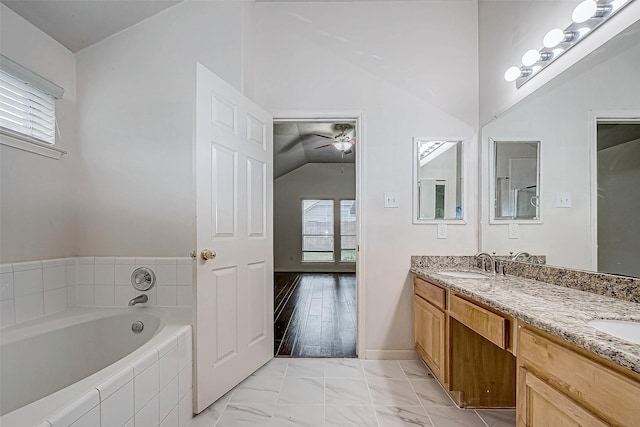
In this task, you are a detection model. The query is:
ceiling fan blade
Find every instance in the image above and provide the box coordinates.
[313,143,333,150]
[313,134,334,140]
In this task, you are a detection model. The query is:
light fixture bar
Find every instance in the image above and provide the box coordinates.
[506,0,634,88]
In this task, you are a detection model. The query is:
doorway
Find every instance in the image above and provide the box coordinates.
[272,117,360,358]
[596,118,640,277]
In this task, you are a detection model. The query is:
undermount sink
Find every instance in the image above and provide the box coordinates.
[437,271,489,279]
[587,319,640,345]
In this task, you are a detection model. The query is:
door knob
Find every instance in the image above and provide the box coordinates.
[201,249,216,261]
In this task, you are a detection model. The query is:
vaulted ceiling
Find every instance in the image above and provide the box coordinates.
[274,122,356,179]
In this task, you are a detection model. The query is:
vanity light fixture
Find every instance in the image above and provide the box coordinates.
[505,0,635,87]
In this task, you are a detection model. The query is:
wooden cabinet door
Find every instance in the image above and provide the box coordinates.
[517,368,608,427]
[414,295,446,382]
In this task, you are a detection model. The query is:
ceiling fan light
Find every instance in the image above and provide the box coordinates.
[333,141,352,152]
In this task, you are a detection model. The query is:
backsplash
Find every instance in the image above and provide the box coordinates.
[410,255,640,303]
[1,256,194,329]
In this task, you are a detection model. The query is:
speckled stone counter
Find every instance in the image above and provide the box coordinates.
[410,266,640,375]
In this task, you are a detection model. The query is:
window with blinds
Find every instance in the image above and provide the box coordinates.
[302,199,334,262]
[0,55,63,146]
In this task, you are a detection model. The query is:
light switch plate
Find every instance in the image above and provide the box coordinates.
[508,223,519,239]
[556,192,572,208]
[437,224,448,239]
[384,192,399,208]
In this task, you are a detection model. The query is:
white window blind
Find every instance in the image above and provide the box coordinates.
[0,55,63,146]
[302,199,334,262]
[340,200,357,262]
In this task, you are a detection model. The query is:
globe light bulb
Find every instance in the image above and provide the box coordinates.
[522,49,541,67]
[504,66,521,82]
[544,28,565,48]
[572,0,597,23]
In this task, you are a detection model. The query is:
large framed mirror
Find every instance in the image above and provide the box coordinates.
[413,138,464,224]
[490,139,541,223]
[479,19,640,278]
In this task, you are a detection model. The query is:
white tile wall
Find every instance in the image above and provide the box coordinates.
[0,256,192,328]
[78,257,193,309]
[43,325,193,427]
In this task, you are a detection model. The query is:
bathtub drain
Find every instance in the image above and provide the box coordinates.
[131,321,144,334]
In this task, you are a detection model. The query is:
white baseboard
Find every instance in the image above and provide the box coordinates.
[363,350,419,360]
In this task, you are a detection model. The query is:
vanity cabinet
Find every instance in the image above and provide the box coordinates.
[517,325,640,427]
[413,277,516,408]
[413,278,447,383]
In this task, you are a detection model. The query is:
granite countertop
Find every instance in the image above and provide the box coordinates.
[410,267,640,375]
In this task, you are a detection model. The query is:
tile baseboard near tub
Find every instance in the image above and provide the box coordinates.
[1,256,195,329]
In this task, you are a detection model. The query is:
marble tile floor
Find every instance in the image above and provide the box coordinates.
[188,358,515,427]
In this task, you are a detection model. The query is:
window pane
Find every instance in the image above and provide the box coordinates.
[302,199,334,262]
[341,250,357,262]
[302,200,334,235]
[340,200,356,262]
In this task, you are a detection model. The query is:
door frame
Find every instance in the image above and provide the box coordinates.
[272,110,366,358]
[589,110,640,271]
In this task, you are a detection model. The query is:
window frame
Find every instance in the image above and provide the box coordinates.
[339,199,357,263]
[0,55,66,159]
[301,199,336,263]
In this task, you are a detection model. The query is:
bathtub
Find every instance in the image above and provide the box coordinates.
[0,307,193,427]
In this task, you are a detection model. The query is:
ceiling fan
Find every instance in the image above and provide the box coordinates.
[313,124,356,154]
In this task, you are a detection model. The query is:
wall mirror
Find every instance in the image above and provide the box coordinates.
[490,139,540,223]
[413,138,464,223]
[479,19,640,278]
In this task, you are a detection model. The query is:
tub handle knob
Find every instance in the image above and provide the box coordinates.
[201,249,216,261]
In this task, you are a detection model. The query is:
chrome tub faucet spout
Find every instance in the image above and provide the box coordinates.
[128,294,148,306]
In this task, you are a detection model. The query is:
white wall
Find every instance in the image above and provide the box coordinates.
[74,0,254,257]
[480,24,640,270]
[479,0,640,125]
[597,137,640,277]
[274,163,356,272]
[0,5,78,263]
[254,1,479,356]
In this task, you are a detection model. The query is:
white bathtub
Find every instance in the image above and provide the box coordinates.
[0,307,193,427]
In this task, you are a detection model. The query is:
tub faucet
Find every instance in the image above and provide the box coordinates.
[128,294,148,306]
[475,252,496,274]
[511,251,531,261]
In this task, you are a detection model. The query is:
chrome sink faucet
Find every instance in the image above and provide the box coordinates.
[511,251,531,261]
[128,294,148,306]
[475,252,496,274]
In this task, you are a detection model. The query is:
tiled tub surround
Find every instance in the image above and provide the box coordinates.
[1,258,77,329]
[0,257,194,329]
[0,307,193,427]
[410,259,640,375]
[76,257,194,308]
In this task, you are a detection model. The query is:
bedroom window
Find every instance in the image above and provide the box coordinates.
[340,200,357,262]
[302,199,334,262]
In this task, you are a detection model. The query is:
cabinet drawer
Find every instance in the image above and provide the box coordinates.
[518,327,640,426]
[449,294,507,349]
[413,277,446,310]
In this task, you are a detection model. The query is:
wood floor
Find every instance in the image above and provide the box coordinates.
[274,273,357,358]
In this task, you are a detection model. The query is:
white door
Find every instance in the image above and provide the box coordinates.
[194,63,274,413]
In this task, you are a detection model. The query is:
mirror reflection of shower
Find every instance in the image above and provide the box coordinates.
[492,140,540,221]
[415,139,463,221]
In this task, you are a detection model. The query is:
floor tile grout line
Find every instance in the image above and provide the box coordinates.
[362,359,382,427]
[474,409,492,427]
[403,363,437,427]
[269,359,290,427]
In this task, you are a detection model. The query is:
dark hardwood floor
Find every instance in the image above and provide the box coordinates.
[274,273,357,358]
